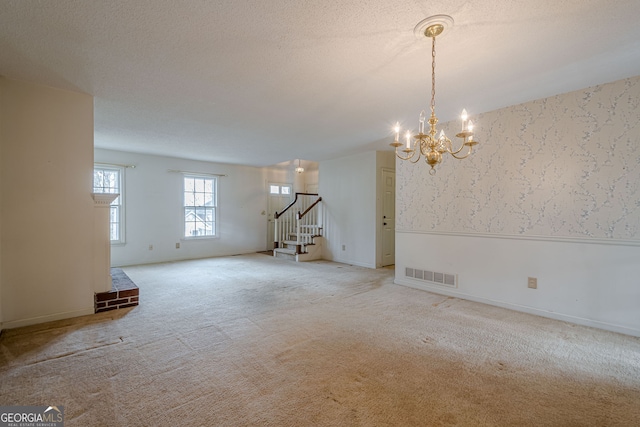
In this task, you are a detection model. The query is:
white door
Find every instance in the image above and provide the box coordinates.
[381,169,395,267]
[267,183,293,250]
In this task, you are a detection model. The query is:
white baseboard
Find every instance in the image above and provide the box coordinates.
[395,278,640,338]
[1,308,96,330]
[334,258,376,269]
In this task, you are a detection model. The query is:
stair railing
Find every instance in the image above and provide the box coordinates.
[274,193,322,253]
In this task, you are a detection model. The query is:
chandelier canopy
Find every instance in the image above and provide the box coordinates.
[390,15,478,175]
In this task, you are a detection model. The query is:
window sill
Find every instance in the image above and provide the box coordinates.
[182,235,219,241]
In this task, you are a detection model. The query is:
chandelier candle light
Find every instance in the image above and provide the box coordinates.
[391,15,478,175]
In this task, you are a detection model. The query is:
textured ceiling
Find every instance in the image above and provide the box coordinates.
[2,0,640,167]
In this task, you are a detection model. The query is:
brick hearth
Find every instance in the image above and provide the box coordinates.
[95,268,139,313]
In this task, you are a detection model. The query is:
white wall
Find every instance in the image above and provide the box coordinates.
[319,151,377,268]
[395,76,640,336]
[302,168,319,193]
[266,159,319,194]
[1,78,95,329]
[95,149,289,266]
[398,233,640,336]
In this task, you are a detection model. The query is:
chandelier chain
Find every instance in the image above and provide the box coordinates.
[431,35,436,117]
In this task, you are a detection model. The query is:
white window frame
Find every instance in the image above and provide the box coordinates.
[269,184,292,195]
[93,165,125,244]
[183,175,218,239]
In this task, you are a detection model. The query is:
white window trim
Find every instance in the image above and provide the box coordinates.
[93,164,126,245]
[269,183,293,195]
[183,174,218,239]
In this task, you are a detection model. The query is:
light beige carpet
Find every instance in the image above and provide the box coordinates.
[1,254,639,426]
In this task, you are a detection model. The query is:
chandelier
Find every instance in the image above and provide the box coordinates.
[390,15,478,175]
[294,159,305,174]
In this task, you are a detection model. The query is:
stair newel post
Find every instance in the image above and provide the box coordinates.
[307,197,312,245]
[283,210,287,246]
[296,211,302,254]
[309,203,312,244]
[307,201,313,245]
[304,198,315,245]
[300,196,305,246]
[308,197,313,245]
[313,201,317,234]
[274,214,279,249]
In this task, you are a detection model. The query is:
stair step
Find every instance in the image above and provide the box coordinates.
[274,247,296,255]
[288,233,320,238]
[274,250,296,261]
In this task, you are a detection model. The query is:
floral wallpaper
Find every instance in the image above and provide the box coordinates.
[397,76,640,241]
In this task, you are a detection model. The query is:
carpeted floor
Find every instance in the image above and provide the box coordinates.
[1,254,639,426]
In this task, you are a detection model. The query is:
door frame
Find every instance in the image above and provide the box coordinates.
[377,168,396,267]
[267,182,293,250]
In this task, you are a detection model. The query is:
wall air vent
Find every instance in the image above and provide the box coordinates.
[405,266,458,288]
[444,274,456,286]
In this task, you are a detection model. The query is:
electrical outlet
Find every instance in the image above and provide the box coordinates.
[528,277,537,289]
[148,244,153,251]
[176,242,180,249]
[342,245,346,251]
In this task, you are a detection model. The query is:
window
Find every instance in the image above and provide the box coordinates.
[184,176,217,237]
[93,166,124,243]
[269,184,292,195]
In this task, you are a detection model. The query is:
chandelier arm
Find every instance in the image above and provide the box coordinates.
[446,140,468,156]
[409,150,422,163]
[394,147,418,161]
[449,145,473,160]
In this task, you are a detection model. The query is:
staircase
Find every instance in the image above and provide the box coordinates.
[273,193,323,262]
